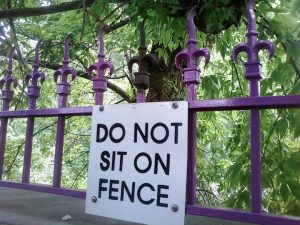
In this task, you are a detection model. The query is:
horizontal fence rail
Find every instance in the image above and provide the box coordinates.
[189,95,300,111]
[1,95,300,118]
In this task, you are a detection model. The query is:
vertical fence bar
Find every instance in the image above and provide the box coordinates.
[128,20,157,103]
[22,41,45,183]
[232,0,275,213]
[88,26,113,105]
[53,34,77,187]
[175,6,210,205]
[0,48,17,180]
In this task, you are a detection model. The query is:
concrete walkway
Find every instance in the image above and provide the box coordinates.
[0,187,253,225]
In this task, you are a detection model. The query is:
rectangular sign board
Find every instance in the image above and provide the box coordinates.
[86,101,188,225]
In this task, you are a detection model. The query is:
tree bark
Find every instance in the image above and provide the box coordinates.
[0,0,95,19]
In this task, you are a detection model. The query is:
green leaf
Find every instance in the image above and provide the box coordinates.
[290,81,300,94]
[280,183,289,202]
[276,118,288,137]
[288,181,300,201]
[271,70,283,83]
[294,126,300,139]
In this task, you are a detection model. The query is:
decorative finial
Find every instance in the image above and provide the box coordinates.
[128,19,158,102]
[54,33,77,108]
[175,6,210,101]
[98,26,106,60]
[187,6,197,43]
[87,26,114,105]
[25,40,45,109]
[232,0,275,81]
[25,40,45,86]
[0,47,18,93]
[54,33,77,84]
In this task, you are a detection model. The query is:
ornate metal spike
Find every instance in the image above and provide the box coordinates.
[25,41,45,107]
[53,34,77,108]
[127,56,139,74]
[127,19,158,102]
[25,40,45,86]
[87,26,114,105]
[187,5,197,45]
[175,6,210,101]
[0,47,18,110]
[175,6,210,71]
[62,33,72,67]
[54,33,77,85]
[0,47,18,92]
[88,25,114,78]
[231,0,275,80]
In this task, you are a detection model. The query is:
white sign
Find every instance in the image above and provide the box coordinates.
[86,101,188,225]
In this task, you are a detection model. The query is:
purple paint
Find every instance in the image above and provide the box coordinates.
[0,48,17,180]
[0,48,18,111]
[175,6,210,205]
[87,26,114,105]
[186,205,300,225]
[232,0,275,213]
[0,1,298,224]
[175,6,210,102]
[188,95,300,111]
[0,106,93,118]
[128,21,158,103]
[22,40,45,183]
[53,33,77,187]
[0,95,299,119]
[0,180,86,198]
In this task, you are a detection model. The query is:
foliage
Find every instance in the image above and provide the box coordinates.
[0,0,299,217]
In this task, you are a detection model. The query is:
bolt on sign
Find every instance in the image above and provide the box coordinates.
[85,101,188,225]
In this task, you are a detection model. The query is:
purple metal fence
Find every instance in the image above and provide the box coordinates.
[175,1,300,225]
[0,0,299,224]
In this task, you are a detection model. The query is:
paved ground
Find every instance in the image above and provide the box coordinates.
[0,187,253,225]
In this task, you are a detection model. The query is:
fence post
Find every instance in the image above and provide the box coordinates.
[175,6,210,205]
[232,0,275,213]
[87,26,113,105]
[53,33,77,187]
[22,40,45,183]
[128,20,158,103]
[0,48,18,180]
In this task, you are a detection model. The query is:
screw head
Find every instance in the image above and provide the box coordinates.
[172,102,179,109]
[171,204,178,212]
[92,196,97,203]
[99,105,104,111]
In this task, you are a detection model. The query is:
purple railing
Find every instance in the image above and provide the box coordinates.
[175,1,300,225]
[0,1,299,224]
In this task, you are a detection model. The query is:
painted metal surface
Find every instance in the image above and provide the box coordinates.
[186,205,300,225]
[128,20,158,103]
[175,5,210,206]
[232,0,275,213]
[22,40,45,183]
[53,33,77,188]
[0,47,17,180]
[0,0,299,224]
[87,26,113,105]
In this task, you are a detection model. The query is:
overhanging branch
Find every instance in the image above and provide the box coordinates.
[0,0,95,19]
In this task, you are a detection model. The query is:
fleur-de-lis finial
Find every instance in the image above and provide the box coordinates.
[0,47,18,110]
[128,19,158,102]
[54,33,77,108]
[25,40,45,109]
[54,33,77,84]
[175,6,210,101]
[0,47,18,91]
[87,25,114,105]
[232,0,275,81]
